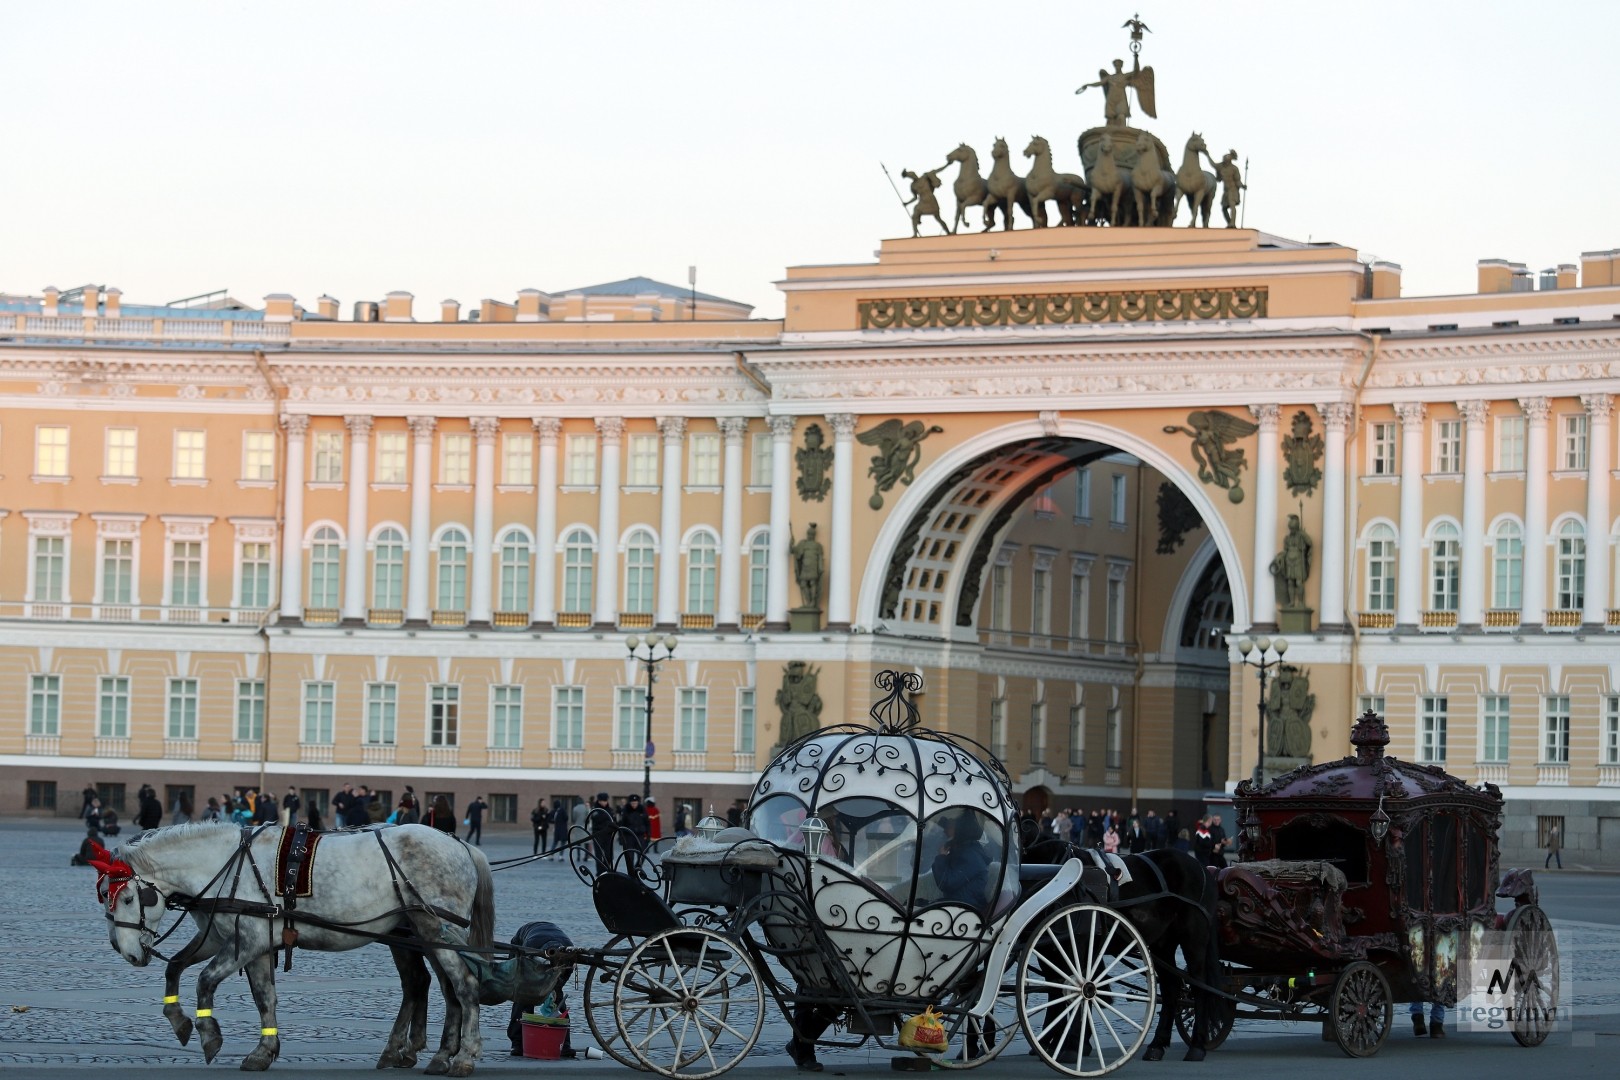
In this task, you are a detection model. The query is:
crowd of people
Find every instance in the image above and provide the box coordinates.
[1030,806,1233,867]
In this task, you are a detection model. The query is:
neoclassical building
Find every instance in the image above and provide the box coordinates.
[3,235,1619,865]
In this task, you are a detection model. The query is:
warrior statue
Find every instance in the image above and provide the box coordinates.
[902,167,950,238]
[791,523,826,610]
[1215,150,1247,228]
[1269,513,1313,609]
[777,661,824,746]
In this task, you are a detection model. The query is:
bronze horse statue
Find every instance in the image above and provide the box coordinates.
[1131,132,1176,227]
[1177,133,1218,228]
[943,143,990,234]
[1022,136,1089,227]
[1087,134,1130,226]
[985,137,1033,231]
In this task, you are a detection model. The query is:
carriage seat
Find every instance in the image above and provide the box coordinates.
[911,865,1020,919]
[592,870,682,938]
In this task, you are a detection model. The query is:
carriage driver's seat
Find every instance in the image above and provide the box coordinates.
[592,871,682,939]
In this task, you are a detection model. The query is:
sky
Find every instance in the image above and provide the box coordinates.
[3,1,1617,320]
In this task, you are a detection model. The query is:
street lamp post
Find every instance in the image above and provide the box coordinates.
[627,634,678,802]
[1235,635,1288,787]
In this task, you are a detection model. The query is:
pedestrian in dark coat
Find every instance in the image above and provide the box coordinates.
[531,798,550,856]
[588,793,616,871]
[423,795,456,834]
[619,794,650,852]
[330,784,354,828]
[281,786,301,827]
[134,789,163,832]
[464,795,488,846]
[1126,818,1149,854]
[549,800,568,855]
[398,786,420,825]
[254,791,278,825]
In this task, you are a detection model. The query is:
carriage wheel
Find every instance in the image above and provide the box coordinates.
[1506,904,1560,1047]
[933,961,1025,1069]
[582,936,648,1070]
[1015,903,1156,1077]
[614,926,763,1080]
[1173,987,1234,1052]
[1329,961,1392,1058]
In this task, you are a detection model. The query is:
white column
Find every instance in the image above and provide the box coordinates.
[1316,403,1352,628]
[341,415,373,620]
[718,417,748,628]
[1520,397,1550,627]
[1458,400,1489,628]
[766,415,795,626]
[279,414,309,619]
[533,418,560,625]
[1394,402,1427,628]
[656,417,686,627]
[827,413,857,626]
[594,416,624,625]
[1248,403,1281,627]
[1582,393,1613,625]
[470,416,499,623]
[405,416,436,623]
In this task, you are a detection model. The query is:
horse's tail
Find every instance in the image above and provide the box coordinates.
[467,844,496,950]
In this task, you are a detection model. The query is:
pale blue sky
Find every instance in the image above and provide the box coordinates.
[3,1,1614,319]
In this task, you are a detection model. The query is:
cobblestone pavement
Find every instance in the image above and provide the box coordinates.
[1,819,1613,1076]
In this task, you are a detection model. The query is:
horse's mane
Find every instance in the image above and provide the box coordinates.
[121,820,241,876]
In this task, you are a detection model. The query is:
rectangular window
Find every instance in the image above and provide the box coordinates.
[312,431,344,482]
[502,433,533,486]
[1497,416,1525,471]
[490,793,518,824]
[989,563,1010,630]
[1110,474,1127,525]
[170,541,203,606]
[1367,531,1396,612]
[491,685,522,749]
[429,684,460,746]
[100,675,131,738]
[1370,421,1398,475]
[26,780,57,811]
[375,432,407,484]
[616,686,648,751]
[678,687,708,752]
[553,686,585,750]
[101,539,134,605]
[1068,702,1085,767]
[440,433,471,485]
[167,677,199,739]
[689,433,720,486]
[1106,578,1125,642]
[737,688,756,755]
[627,434,659,486]
[750,432,773,486]
[1075,468,1092,520]
[1493,529,1523,609]
[236,680,265,743]
[1069,570,1090,639]
[240,542,273,608]
[303,682,335,744]
[174,430,206,479]
[29,673,61,736]
[1543,695,1570,764]
[1105,704,1122,769]
[1031,567,1051,636]
[366,683,398,745]
[242,431,275,481]
[1029,698,1047,764]
[565,433,597,486]
[1358,695,1386,718]
[1420,695,1448,762]
[34,536,66,603]
[35,425,68,476]
[105,428,137,477]
[990,698,1006,759]
[1563,414,1589,470]
[1434,419,1462,473]
[1605,695,1620,766]
[1482,694,1510,764]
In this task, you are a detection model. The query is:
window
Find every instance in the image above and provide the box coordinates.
[35,425,68,476]
[1110,474,1127,525]
[562,530,594,613]
[615,686,647,751]
[243,431,275,481]
[1420,696,1448,762]
[1105,577,1126,642]
[29,674,61,736]
[372,528,405,609]
[1497,415,1525,471]
[502,433,532,486]
[240,542,273,609]
[490,793,518,824]
[737,688,756,755]
[102,539,134,605]
[308,526,341,607]
[1358,695,1386,719]
[989,562,1010,630]
[1434,419,1462,473]
[170,541,203,606]
[627,434,659,486]
[750,432,773,486]
[26,780,57,811]
[624,529,656,614]
[553,686,585,749]
[1068,700,1086,767]
[1605,696,1619,766]
[365,683,397,745]
[990,697,1006,758]
[33,537,66,603]
[375,432,407,484]
[1365,524,1396,612]
[429,684,460,746]
[303,682,335,744]
[1482,694,1510,763]
[1069,566,1091,639]
[686,532,718,615]
[105,428,137,477]
[100,675,131,738]
[236,680,264,743]
[678,687,708,751]
[167,677,199,739]
[1556,520,1585,610]
[312,431,344,482]
[174,431,206,479]
[499,533,531,612]
[1429,523,1460,611]
[689,433,720,486]
[747,533,770,615]
[436,528,469,611]
[1492,522,1523,609]
[565,433,597,486]
[1543,696,1570,764]
[1031,566,1051,635]
[1105,693,1122,769]
[1562,414,1589,470]
[1370,421,1397,475]
[1075,468,1092,520]
[1029,697,1047,764]
[491,685,522,749]
[440,433,471,485]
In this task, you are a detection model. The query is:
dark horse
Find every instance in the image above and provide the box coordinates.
[1026,837,1222,1062]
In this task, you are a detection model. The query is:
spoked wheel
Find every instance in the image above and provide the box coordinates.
[613,926,763,1080]
[934,962,1025,1068]
[1173,987,1234,1052]
[1016,903,1156,1077]
[1506,904,1560,1047]
[1329,960,1392,1058]
[582,936,646,1069]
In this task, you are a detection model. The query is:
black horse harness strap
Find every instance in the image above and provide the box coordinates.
[275,823,319,970]
[370,828,474,929]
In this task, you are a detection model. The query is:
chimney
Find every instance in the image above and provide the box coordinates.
[440,299,461,322]
[478,299,515,323]
[263,294,298,322]
[42,285,59,316]
[382,291,415,322]
[103,287,122,317]
[1557,264,1578,290]
[515,288,549,322]
[1509,263,1532,292]
[1367,261,1401,300]
[1580,250,1613,288]
[82,285,101,313]
[1539,268,1559,291]
[315,295,340,320]
[1477,259,1513,293]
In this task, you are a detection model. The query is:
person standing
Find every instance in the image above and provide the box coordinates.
[306,797,323,832]
[1126,817,1148,854]
[84,797,104,833]
[134,787,163,834]
[1208,814,1229,867]
[549,799,568,857]
[81,784,99,817]
[423,795,456,833]
[1545,822,1563,869]
[588,792,616,872]
[347,785,373,828]
[530,797,550,855]
[464,795,487,846]
[281,786,301,828]
[330,784,354,829]
[398,786,420,825]
[570,794,590,837]
[254,790,278,826]
[1410,1001,1445,1038]
[645,797,662,843]
[620,794,650,854]
[1102,821,1120,854]
[674,803,691,837]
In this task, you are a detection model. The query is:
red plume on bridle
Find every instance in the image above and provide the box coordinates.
[87,838,136,905]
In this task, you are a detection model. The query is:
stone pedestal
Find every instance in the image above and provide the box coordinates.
[1264,756,1310,782]
[1278,605,1315,635]
[789,606,823,633]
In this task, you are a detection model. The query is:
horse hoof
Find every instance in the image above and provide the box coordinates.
[241,1049,276,1072]
[446,1063,475,1078]
[202,1036,223,1065]
[424,1056,450,1076]
[376,1051,398,1070]
[1184,1048,1206,1062]
[395,1056,417,1070]
[174,1015,194,1047]
[1142,1045,1165,1062]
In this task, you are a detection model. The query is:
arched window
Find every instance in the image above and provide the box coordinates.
[1366,524,1396,612]
[624,529,656,615]
[308,526,341,608]
[686,531,718,615]
[499,533,530,612]
[372,528,405,610]
[747,532,770,615]
[1429,522,1459,612]
[436,527,468,611]
[1556,519,1585,610]
[562,530,594,614]
[1491,521,1523,610]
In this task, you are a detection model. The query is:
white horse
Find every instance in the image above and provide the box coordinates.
[102,823,494,1075]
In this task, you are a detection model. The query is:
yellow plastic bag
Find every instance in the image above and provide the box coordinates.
[899,1006,948,1053]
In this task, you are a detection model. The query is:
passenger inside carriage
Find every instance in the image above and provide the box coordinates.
[930,811,992,905]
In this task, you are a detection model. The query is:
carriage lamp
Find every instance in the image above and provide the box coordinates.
[696,815,727,842]
[1235,635,1289,788]
[801,816,829,863]
[1241,809,1261,848]
[1369,795,1391,844]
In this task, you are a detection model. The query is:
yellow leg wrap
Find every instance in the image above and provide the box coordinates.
[196,1009,212,1018]
[261,1027,278,1036]
[163,995,180,1004]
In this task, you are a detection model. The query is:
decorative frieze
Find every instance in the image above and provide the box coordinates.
[857,287,1268,330]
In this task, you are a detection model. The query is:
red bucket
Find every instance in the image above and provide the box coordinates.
[521,1018,567,1060]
